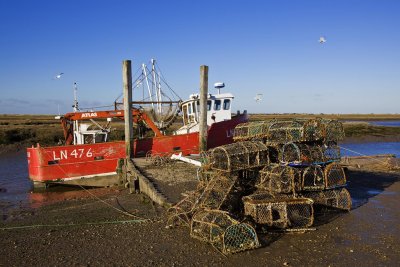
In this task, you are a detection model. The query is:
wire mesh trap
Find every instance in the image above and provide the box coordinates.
[323,119,345,142]
[324,162,347,189]
[302,165,325,190]
[167,189,202,227]
[233,118,344,144]
[323,142,341,162]
[281,142,325,165]
[256,164,301,195]
[166,117,349,254]
[233,119,304,143]
[302,163,347,191]
[301,188,352,211]
[209,141,269,172]
[197,174,238,210]
[190,209,259,254]
[243,193,314,229]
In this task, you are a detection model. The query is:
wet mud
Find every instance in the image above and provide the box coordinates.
[1,163,400,266]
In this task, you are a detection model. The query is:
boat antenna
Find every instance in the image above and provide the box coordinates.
[73,82,79,112]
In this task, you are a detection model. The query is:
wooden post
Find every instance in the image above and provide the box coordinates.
[199,65,209,152]
[123,60,133,159]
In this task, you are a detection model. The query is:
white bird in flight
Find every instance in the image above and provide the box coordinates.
[254,93,263,103]
[54,72,64,79]
[319,36,326,44]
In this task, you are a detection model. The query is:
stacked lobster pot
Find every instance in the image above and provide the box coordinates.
[167,141,270,254]
[167,118,351,254]
[234,119,352,224]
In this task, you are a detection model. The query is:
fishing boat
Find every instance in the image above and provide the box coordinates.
[27,60,248,187]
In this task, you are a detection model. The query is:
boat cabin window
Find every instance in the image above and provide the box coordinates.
[207,100,211,111]
[188,103,192,114]
[192,102,196,113]
[214,100,221,110]
[95,133,107,143]
[84,134,94,144]
[83,133,107,144]
[223,99,231,110]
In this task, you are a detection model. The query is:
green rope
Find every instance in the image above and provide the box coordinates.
[0,219,149,231]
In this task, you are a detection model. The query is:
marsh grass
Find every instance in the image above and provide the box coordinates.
[1,114,399,147]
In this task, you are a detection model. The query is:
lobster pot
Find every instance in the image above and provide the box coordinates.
[233,121,270,141]
[281,143,324,164]
[198,174,238,210]
[210,141,269,172]
[323,120,345,142]
[267,144,281,163]
[190,209,259,254]
[233,122,250,141]
[324,162,347,189]
[267,120,303,144]
[301,188,352,211]
[243,193,314,229]
[302,119,324,142]
[256,164,301,194]
[167,188,204,227]
[302,165,325,190]
[323,142,341,162]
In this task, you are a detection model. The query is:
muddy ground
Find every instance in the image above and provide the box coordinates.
[1,159,400,266]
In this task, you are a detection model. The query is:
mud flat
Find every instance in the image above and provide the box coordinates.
[1,159,400,266]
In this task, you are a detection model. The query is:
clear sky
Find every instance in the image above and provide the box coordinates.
[0,0,399,114]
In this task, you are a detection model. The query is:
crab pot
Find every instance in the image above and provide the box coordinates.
[267,144,281,163]
[267,120,303,144]
[190,209,259,254]
[281,143,324,164]
[198,174,238,210]
[209,141,269,172]
[323,142,341,162]
[301,188,352,211]
[233,122,250,141]
[233,121,271,141]
[323,119,345,142]
[301,165,325,190]
[167,189,203,227]
[324,162,347,189]
[302,119,324,142]
[256,164,302,194]
[243,193,314,229]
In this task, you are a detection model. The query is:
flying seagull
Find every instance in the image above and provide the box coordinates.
[54,72,64,79]
[254,93,263,103]
[319,36,326,44]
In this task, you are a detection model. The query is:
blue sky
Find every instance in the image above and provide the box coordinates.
[0,0,399,114]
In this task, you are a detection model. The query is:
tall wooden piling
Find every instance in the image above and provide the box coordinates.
[123,60,133,159]
[199,65,209,152]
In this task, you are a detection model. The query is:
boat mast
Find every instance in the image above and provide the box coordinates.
[73,82,79,112]
[142,63,154,110]
[72,82,79,145]
[151,59,162,116]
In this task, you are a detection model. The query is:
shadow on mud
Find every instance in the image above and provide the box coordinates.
[346,169,400,209]
[312,169,400,227]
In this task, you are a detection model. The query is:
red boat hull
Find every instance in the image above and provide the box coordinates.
[27,114,248,183]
